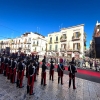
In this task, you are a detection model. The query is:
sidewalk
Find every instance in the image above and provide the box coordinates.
[0,68,100,100]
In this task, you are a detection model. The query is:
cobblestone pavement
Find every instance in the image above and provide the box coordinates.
[0,68,100,100]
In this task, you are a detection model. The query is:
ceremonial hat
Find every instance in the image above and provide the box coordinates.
[60,58,63,63]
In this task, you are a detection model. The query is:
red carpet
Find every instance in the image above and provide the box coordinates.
[40,62,100,78]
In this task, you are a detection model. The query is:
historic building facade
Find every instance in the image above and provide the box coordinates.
[47,24,86,58]
[89,21,100,58]
[0,32,47,55]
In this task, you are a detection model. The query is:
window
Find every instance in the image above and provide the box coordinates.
[49,45,52,50]
[37,41,38,45]
[33,41,35,44]
[55,45,58,51]
[28,45,30,48]
[73,43,80,50]
[50,37,52,43]
[28,38,31,43]
[56,36,58,41]
[76,32,79,38]
[63,34,66,39]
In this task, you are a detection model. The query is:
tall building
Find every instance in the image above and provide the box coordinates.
[47,24,86,58]
[90,21,100,58]
[0,32,47,55]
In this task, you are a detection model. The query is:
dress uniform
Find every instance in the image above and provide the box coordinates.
[16,58,25,88]
[57,58,65,85]
[0,55,1,73]
[49,58,54,81]
[10,58,17,83]
[7,57,11,79]
[33,60,37,81]
[0,55,4,74]
[27,60,35,95]
[26,58,30,78]
[68,61,77,89]
[36,59,39,75]
[4,56,8,76]
[41,59,47,86]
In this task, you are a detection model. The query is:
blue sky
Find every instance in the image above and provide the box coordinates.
[0,0,100,48]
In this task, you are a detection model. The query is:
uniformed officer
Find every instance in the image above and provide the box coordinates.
[10,57,17,83]
[4,55,8,76]
[49,58,54,81]
[7,56,11,79]
[16,58,25,88]
[68,61,77,89]
[27,60,35,95]
[41,59,47,86]
[57,58,65,85]
[26,57,31,78]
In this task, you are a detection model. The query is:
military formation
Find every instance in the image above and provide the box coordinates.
[0,53,77,95]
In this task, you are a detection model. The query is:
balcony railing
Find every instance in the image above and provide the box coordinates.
[73,48,80,52]
[27,41,31,44]
[72,36,80,41]
[60,35,67,42]
[49,41,52,44]
[60,48,66,52]
[54,40,58,43]
[32,44,38,46]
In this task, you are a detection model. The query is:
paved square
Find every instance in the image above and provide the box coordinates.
[0,68,100,100]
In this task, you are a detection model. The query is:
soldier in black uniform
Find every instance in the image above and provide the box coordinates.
[57,58,65,85]
[32,60,37,82]
[26,57,31,78]
[41,59,47,86]
[16,58,25,88]
[7,56,11,79]
[36,59,39,75]
[49,58,54,81]
[27,60,35,95]
[4,55,8,76]
[0,55,4,74]
[0,54,2,74]
[10,57,17,83]
[68,61,77,89]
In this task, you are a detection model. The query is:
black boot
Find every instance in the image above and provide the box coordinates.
[49,75,51,80]
[73,78,76,89]
[27,85,29,94]
[16,79,19,87]
[58,77,60,84]
[61,77,63,85]
[41,78,43,85]
[69,78,71,88]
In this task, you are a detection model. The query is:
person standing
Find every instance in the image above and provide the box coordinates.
[16,58,25,88]
[10,58,17,83]
[57,58,65,85]
[4,55,8,76]
[41,59,47,86]
[68,61,77,89]
[49,58,54,81]
[26,57,31,78]
[36,59,39,75]
[27,60,35,95]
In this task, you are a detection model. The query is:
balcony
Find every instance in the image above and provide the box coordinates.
[47,50,53,52]
[32,44,38,46]
[54,40,58,43]
[67,49,73,52]
[49,41,52,44]
[60,35,67,42]
[60,48,66,52]
[72,36,80,41]
[27,41,31,44]
[73,48,80,52]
